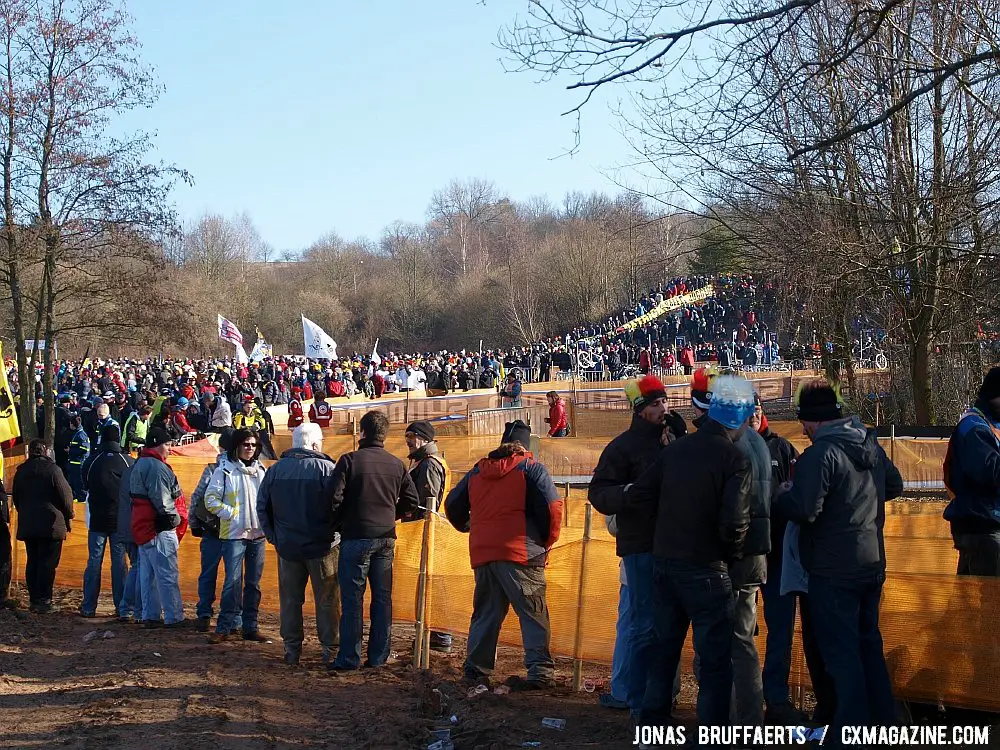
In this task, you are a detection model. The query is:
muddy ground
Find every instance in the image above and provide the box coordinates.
[0,585,656,749]
[2,585,997,749]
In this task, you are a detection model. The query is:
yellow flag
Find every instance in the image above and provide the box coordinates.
[0,342,21,444]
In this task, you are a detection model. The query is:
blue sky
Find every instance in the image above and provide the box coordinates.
[122,0,641,253]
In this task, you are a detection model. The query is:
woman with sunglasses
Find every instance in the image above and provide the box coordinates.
[203,428,269,643]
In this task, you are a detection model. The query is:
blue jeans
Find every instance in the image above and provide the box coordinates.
[610,582,632,702]
[808,573,895,746]
[118,542,142,618]
[334,538,395,669]
[197,535,224,619]
[217,538,266,635]
[139,530,184,625]
[646,557,735,731]
[623,553,669,715]
[81,532,126,616]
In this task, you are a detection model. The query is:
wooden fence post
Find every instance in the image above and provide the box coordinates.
[412,505,431,669]
[572,503,593,692]
[420,502,438,670]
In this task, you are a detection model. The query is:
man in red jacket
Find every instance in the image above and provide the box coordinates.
[445,420,563,691]
[129,426,190,628]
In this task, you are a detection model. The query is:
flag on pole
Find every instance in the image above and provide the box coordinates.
[371,338,382,367]
[249,327,273,363]
[0,342,21,445]
[302,315,338,361]
[236,343,250,365]
[218,314,244,347]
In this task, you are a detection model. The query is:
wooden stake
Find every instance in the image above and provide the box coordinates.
[572,503,593,692]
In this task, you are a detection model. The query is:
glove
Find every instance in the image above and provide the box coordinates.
[664,410,688,439]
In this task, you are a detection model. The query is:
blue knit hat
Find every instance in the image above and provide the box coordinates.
[708,375,756,429]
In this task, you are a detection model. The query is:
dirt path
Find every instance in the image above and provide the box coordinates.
[0,586,650,749]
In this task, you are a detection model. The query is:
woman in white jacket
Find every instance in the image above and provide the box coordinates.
[203,428,268,643]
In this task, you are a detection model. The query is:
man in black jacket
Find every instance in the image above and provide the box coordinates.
[588,375,686,716]
[329,410,418,672]
[79,425,134,617]
[752,398,820,724]
[776,380,902,744]
[625,374,754,728]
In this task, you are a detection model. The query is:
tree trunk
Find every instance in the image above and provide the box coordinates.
[911,332,934,425]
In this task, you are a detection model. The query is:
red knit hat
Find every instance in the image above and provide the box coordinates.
[625,374,667,411]
[691,367,715,411]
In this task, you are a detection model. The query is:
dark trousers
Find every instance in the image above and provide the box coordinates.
[761,556,833,717]
[464,561,555,682]
[0,519,11,601]
[808,573,895,746]
[24,538,63,605]
[954,531,1000,576]
[334,538,395,669]
[647,557,735,730]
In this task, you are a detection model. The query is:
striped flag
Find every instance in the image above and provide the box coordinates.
[218,314,244,347]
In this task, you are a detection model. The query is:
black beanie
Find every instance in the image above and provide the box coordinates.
[145,426,173,448]
[796,382,844,422]
[406,420,435,442]
[978,367,1000,403]
[501,420,531,448]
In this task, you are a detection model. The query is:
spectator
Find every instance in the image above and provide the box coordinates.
[329,411,418,671]
[776,380,901,743]
[624,375,755,728]
[12,439,75,613]
[122,405,151,454]
[308,390,333,428]
[203,428,268,643]
[113,460,142,623]
[67,413,90,503]
[233,395,267,432]
[943,366,1000,576]
[0,460,10,607]
[403,420,452,653]
[445,420,563,691]
[257,423,342,666]
[589,375,687,716]
[79,425,133,618]
[188,429,235,632]
[129,426,189,628]
[544,391,568,437]
[499,373,522,408]
[206,391,233,430]
[287,386,304,428]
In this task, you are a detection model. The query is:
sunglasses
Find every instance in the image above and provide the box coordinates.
[240,442,257,449]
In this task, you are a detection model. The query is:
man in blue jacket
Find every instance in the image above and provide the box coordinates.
[944,366,1000,576]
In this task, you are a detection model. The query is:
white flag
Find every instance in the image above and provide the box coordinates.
[218,314,244,347]
[236,343,250,364]
[302,315,338,361]
[371,338,382,367]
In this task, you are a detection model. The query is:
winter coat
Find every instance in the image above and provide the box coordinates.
[12,455,75,540]
[188,457,223,538]
[761,426,798,562]
[204,456,267,540]
[330,438,419,540]
[588,414,667,557]
[129,451,188,545]
[257,447,340,561]
[446,447,562,568]
[776,416,902,580]
[943,399,1000,535]
[82,442,133,535]
[625,418,751,570]
[113,465,135,544]
[404,442,449,520]
[546,399,568,436]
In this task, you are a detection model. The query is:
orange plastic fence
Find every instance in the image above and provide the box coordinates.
[7,490,997,711]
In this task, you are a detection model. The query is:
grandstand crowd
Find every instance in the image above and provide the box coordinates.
[3,273,997,750]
